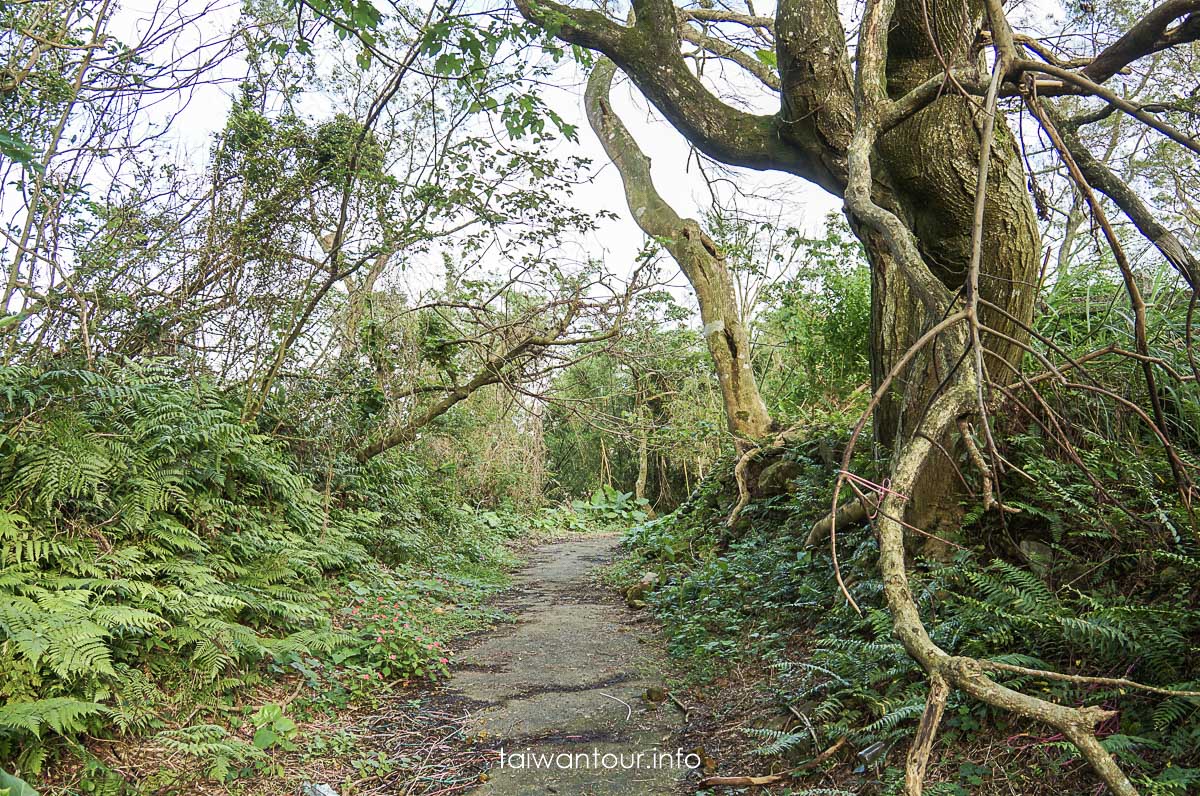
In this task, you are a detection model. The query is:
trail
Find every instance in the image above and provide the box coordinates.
[449,534,686,795]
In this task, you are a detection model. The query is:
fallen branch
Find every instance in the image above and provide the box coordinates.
[797,736,847,771]
[698,774,785,786]
[667,690,691,717]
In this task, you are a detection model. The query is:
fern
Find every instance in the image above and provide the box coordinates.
[744,726,812,757]
[150,724,260,781]
[0,699,105,738]
[0,360,500,778]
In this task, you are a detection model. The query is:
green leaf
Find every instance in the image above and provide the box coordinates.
[252,727,278,749]
[434,52,463,75]
[0,770,39,796]
[0,130,42,173]
[754,48,777,68]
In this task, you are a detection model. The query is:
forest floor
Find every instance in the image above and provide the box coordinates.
[446,533,687,795]
[46,532,766,795]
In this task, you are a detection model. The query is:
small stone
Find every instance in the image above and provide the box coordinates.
[624,571,659,608]
[757,459,802,495]
[300,784,339,796]
[1019,540,1054,574]
[644,686,668,703]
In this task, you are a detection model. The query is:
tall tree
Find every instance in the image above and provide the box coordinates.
[513,0,1200,792]
[585,58,772,443]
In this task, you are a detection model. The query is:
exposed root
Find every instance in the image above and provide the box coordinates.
[905,673,950,795]
[958,418,1019,514]
[726,445,762,527]
[804,495,875,547]
[876,383,1139,796]
[978,660,1200,698]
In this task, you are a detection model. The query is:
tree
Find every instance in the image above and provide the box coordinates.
[1,2,623,461]
[0,0,249,360]
[585,58,772,443]
[512,0,1200,792]
[352,264,651,461]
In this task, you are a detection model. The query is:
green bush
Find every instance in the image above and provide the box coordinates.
[621,430,1200,793]
[0,361,508,778]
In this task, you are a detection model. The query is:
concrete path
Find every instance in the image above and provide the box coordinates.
[452,535,686,795]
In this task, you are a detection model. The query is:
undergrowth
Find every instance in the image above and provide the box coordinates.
[0,361,521,791]
[618,429,1200,795]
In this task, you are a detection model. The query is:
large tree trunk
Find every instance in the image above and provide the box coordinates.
[513,2,1185,789]
[585,59,774,443]
[863,1,1040,541]
[576,8,1039,532]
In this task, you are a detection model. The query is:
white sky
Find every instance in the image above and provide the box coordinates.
[100,0,840,312]
[540,65,841,272]
[6,0,1086,325]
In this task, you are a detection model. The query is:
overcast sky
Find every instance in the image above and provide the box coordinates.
[100,0,841,312]
[26,0,1075,326]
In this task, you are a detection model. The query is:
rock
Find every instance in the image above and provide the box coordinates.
[757,459,803,495]
[624,571,659,608]
[1019,539,1054,574]
[300,784,339,796]
[644,686,668,703]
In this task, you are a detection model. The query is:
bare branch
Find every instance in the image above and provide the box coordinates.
[1082,0,1200,83]
[514,0,824,182]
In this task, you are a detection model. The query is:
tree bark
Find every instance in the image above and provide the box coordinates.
[512,2,1193,788]
[585,59,774,442]
[869,0,1040,540]
[520,0,1038,522]
[635,410,650,502]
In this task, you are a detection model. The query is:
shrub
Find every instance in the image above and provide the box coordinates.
[0,361,506,778]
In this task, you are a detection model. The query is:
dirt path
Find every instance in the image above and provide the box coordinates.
[450,534,686,795]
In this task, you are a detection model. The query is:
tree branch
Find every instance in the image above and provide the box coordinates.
[515,0,839,190]
[678,7,774,29]
[585,57,772,440]
[1048,103,1198,288]
[679,24,780,90]
[1082,0,1200,84]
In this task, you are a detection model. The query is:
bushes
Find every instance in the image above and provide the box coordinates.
[620,428,1200,794]
[0,361,510,780]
